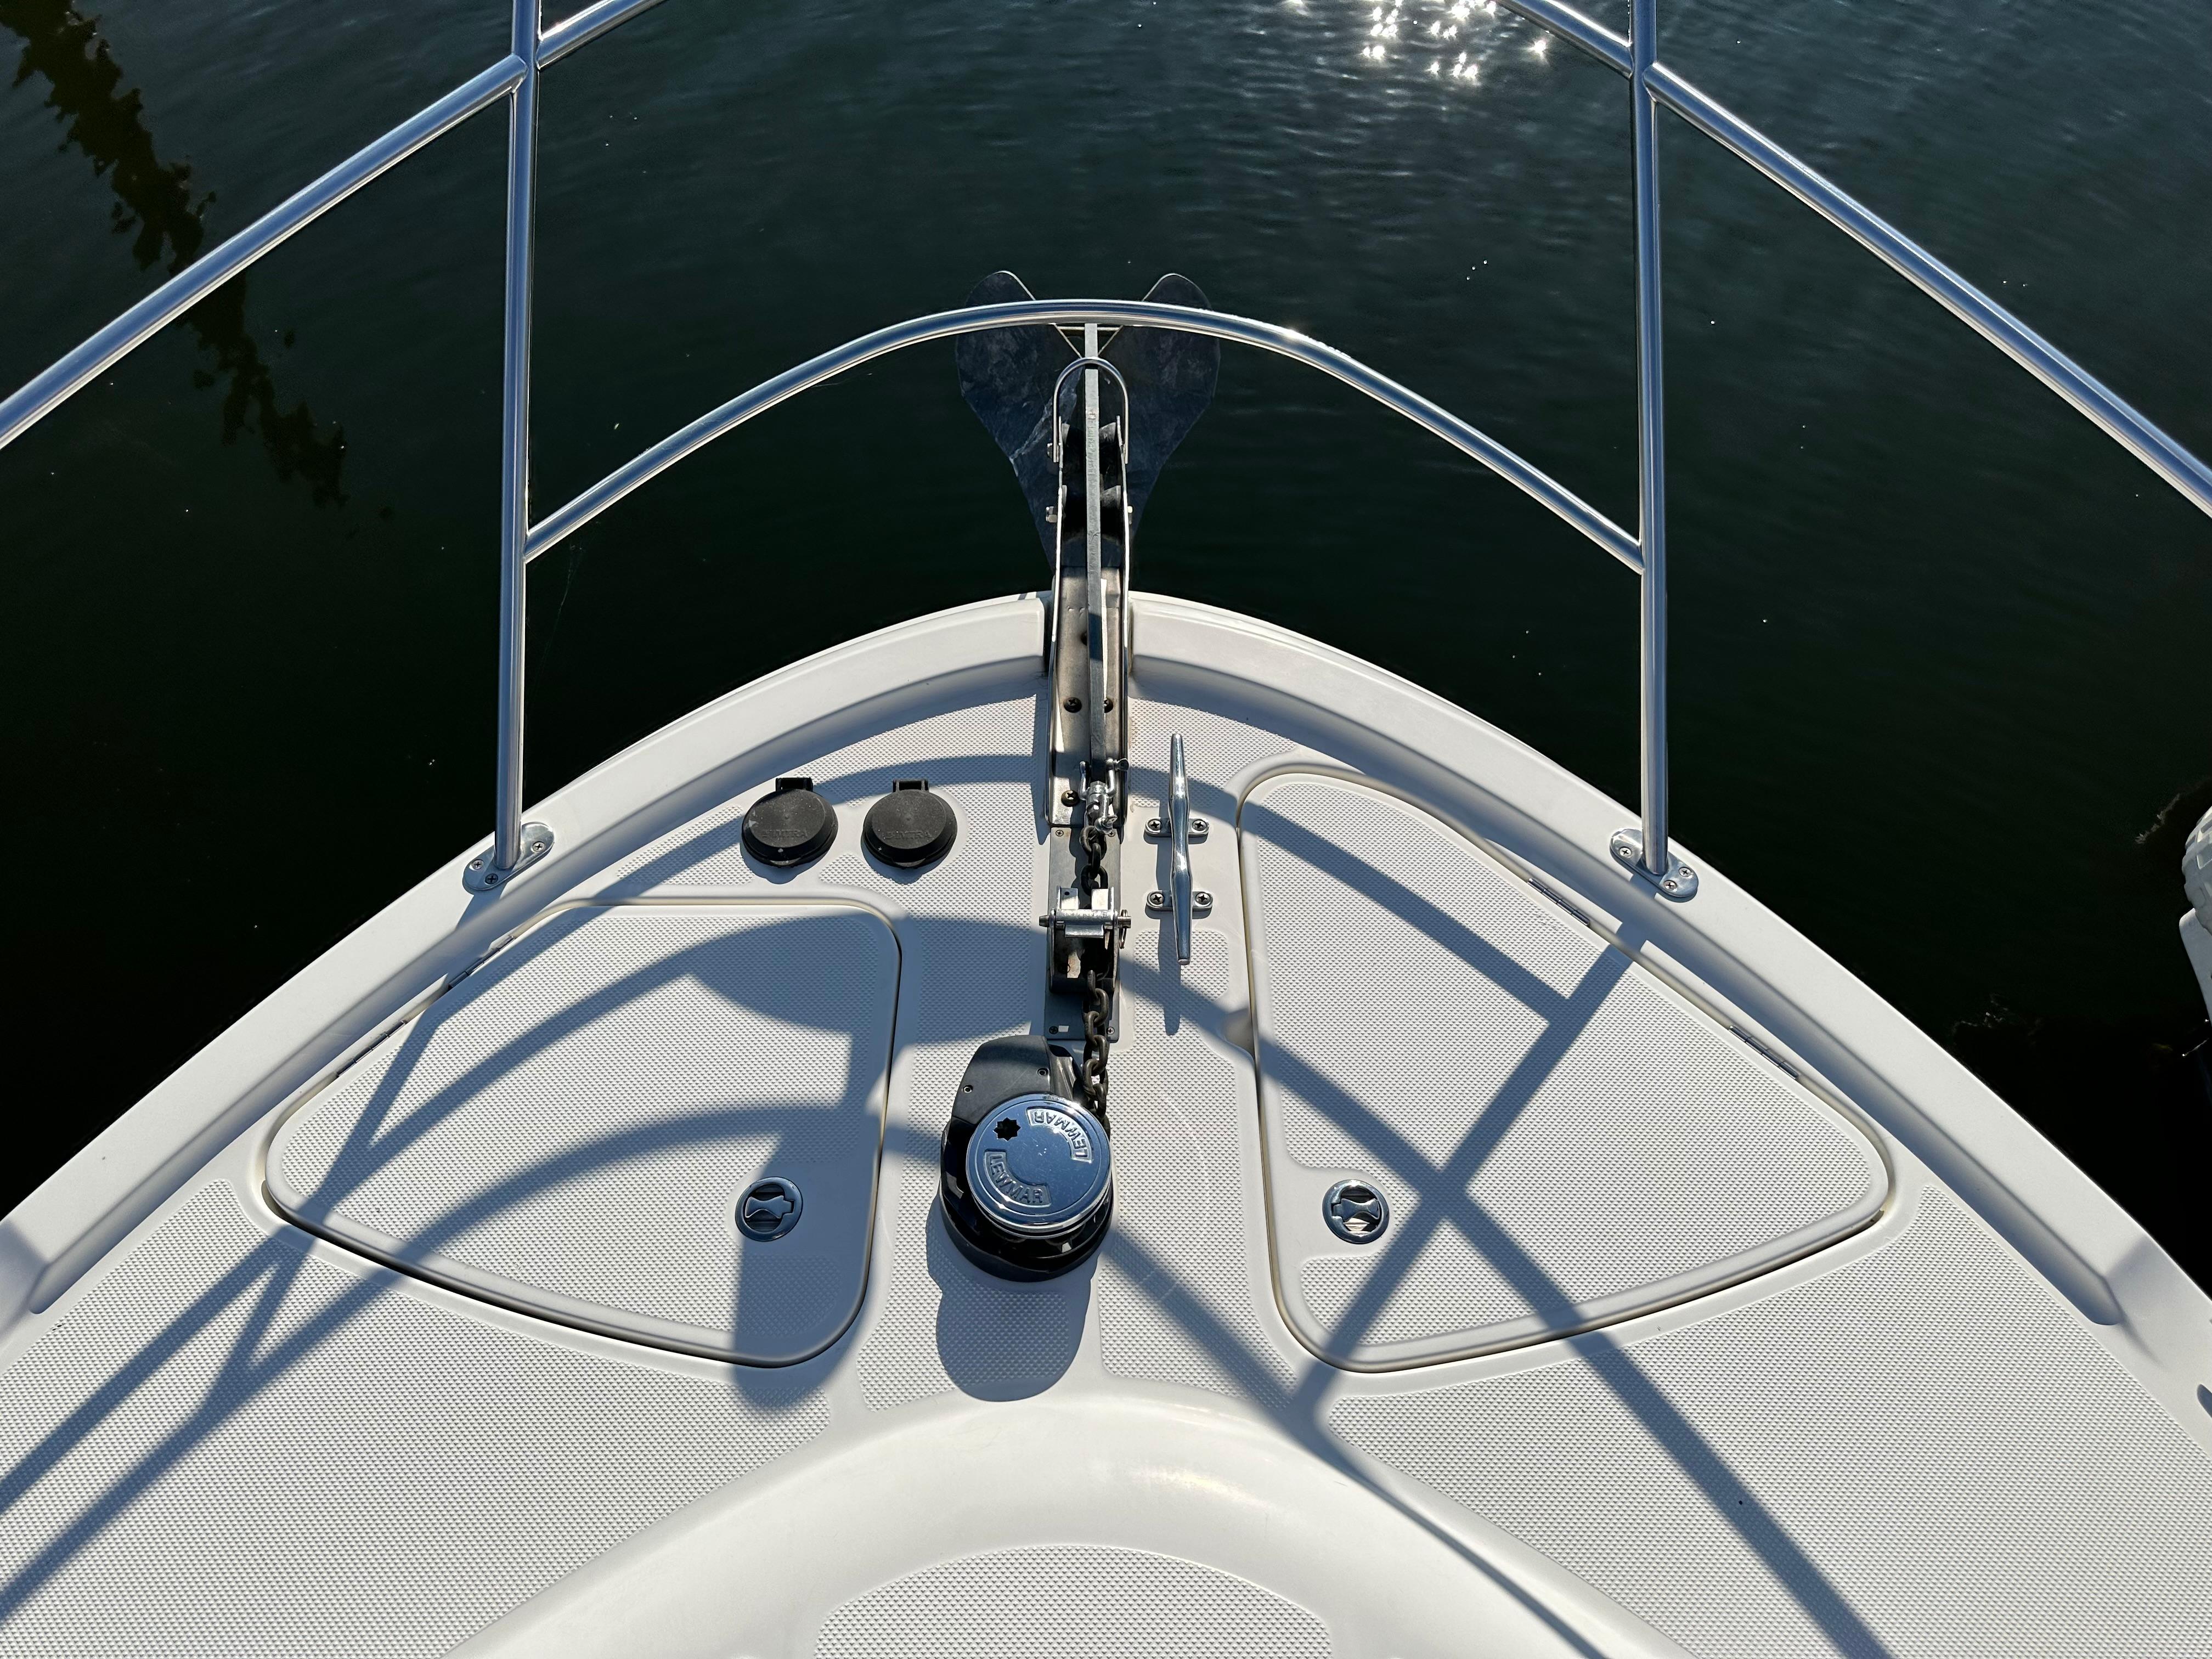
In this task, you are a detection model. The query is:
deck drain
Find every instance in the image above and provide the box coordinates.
[738,1176,803,1241]
[1323,1180,1389,1244]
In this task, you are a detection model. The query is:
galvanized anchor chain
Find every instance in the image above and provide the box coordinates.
[1075,787,1118,1119]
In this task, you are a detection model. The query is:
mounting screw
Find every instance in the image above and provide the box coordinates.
[1063,696,1082,713]
[1147,817,1165,836]
[1146,891,1169,912]
[1102,698,1114,713]
[1193,891,1214,913]
[1062,789,1079,806]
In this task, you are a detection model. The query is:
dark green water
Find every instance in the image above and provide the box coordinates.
[4,0,2208,1273]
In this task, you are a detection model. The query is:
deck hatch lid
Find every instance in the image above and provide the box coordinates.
[267,901,897,1363]
[1242,774,1888,1369]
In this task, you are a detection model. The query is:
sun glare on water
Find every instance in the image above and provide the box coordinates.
[1348,0,1553,88]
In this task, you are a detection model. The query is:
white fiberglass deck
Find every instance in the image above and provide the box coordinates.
[268,904,899,1363]
[1244,772,1887,1368]
[0,595,2207,1657]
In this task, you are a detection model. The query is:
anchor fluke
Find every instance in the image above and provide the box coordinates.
[952,271,1220,556]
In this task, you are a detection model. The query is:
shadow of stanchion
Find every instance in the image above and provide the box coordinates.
[0,904,941,1608]
[1092,1228,1617,1659]
[1239,799,1583,1014]
[0,1097,847,1618]
[0,758,1893,1657]
[1105,961,1893,1655]
[1277,946,1633,1413]
[1168,800,1897,1658]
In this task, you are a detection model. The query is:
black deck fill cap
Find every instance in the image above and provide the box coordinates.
[862,779,957,868]
[742,777,837,866]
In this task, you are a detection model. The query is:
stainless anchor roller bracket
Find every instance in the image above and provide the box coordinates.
[1039,328,1133,1115]
[953,275,1220,1121]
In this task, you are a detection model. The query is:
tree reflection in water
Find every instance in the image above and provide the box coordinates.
[5,0,347,504]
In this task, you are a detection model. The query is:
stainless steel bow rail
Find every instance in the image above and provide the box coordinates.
[3,0,2207,896]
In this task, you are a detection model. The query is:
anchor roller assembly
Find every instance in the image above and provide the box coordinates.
[939,275,1214,1281]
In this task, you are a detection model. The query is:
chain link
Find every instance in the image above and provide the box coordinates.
[1075,782,1115,1121]
[1079,960,1112,1119]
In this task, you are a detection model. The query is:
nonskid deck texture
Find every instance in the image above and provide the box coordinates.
[1242,773,1887,1367]
[1,599,2208,1656]
[268,904,900,1363]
